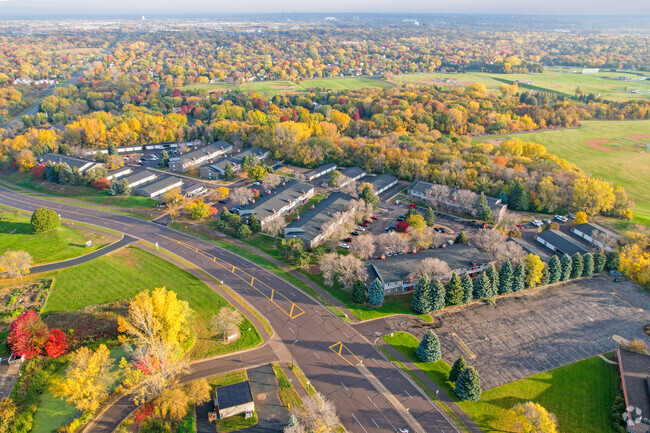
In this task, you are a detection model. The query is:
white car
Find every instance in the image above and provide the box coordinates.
[531,220,543,227]
[338,243,350,249]
[356,227,365,232]
[542,218,552,224]
[395,200,402,205]
[554,215,568,222]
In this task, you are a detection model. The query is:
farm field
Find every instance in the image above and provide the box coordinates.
[383,332,618,433]
[473,120,650,226]
[43,246,262,359]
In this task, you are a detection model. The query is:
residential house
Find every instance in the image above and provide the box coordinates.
[238,179,314,229]
[214,381,255,419]
[367,174,398,195]
[181,182,206,198]
[168,141,233,172]
[38,153,103,175]
[303,163,337,181]
[200,147,270,179]
[535,229,589,256]
[135,176,183,199]
[571,223,620,252]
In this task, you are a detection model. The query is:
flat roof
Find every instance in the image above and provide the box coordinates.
[367,243,493,284]
[304,163,337,178]
[285,192,355,241]
[537,229,589,256]
[137,176,182,194]
[216,381,253,410]
[123,170,156,185]
[171,141,232,163]
[340,166,366,179]
[240,179,313,221]
[368,173,398,192]
[618,348,650,427]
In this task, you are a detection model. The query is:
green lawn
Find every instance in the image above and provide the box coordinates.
[474,120,650,226]
[43,246,262,359]
[0,210,114,264]
[272,363,303,411]
[383,332,618,433]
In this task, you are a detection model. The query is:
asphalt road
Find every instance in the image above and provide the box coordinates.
[0,186,460,433]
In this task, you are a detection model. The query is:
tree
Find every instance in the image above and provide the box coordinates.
[164,187,184,208]
[328,170,342,187]
[350,234,375,260]
[477,194,494,223]
[540,266,550,286]
[412,275,432,314]
[509,181,529,211]
[224,163,235,181]
[211,307,243,342]
[91,177,110,190]
[454,231,468,244]
[352,279,366,304]
[455,366,482,401]
[572,177,615,215]
[248,165,268,181]
[498,260,513,294]
[155,387,190,421]
[461,274,474,304]
[359,185,379,209]
[185,200,211,220]
[51,344,113,412]
[107,143,118,156]
[524,254,544,287]
[30,208,59,233]
[0,398,16,433]
[7,310,49,358]
[449,356,467,383]
[396,220,409,233]
[445,273,464,306]
[119,178,131,196]
[406,214,426,231]
[512,262,526,292]
[430,279,446,311]
[510,402,558,433]
[160,150,169,167]
[560,254,572,281]
[0,250,32,279]
[486,263,499,297]
[472,272,491,299]
[291,391,340,433]
[570,252,583,279]
[594,250,606,273]
[230,187,254,205]
[320,253,367,290]
[573,211,588,225]
[410,257,451,281]
[44,329,68,358]
[45,161,56,182]
[236,224,252,239]
[248,214,261,233]
[416,330,441,362]
[368,278,384,306]
[605,251,620,272]
[548,256,561,284]
[424,207,436,226]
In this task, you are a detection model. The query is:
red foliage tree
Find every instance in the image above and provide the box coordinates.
[7,311,50,359]
[396,220,409,233]
[172,88,181,98]
[208,206,218,216]
[44,329,68,358]
[91,177,110,191]
[31,163,46,180]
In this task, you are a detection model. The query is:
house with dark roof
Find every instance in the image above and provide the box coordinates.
[106,166,132,181]
[284,192,356,248]
[366,243,494,295]
[572,223,620,252]
[214,381,255,419]
[339,167,366,187]
[122,170,157,188]
[617,347,650,432]
[303,163,337,181]
[181,182,206,198]
[535,229,589,256]
[169,141,233,172]
[200,147,270,179]
[38,153,102,175]
[238,179,314,229]
[367,174,398,195]
[135,176,183,199]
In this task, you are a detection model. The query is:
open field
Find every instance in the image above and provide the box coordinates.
[473,120,650,225]
[43,246,262,359]
[0,209,114,264]
[383,332,618,433]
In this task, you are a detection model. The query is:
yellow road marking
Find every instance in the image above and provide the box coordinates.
[329,342,361,367]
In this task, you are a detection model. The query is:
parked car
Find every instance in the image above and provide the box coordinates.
[480,223,488,229]
[555,215,568,222]
[343,237,353,243]
[339,244,350,249]
[516,224,525,230]
[356,227,366,231]
[351,232,360,236]
[568,213,576,219]
[542,218,552,224]
[439,227,446,233]
[439,243,447,248]
[531,220,543,227]
[253,181,261,186]
[388,225,397,230]
[395,200,402,205]
[371,216,378,220]
[399,214,406,219]
[363,219,372,224]
[218,200,227,204]
[409,203,416,209]
[360,223,368,227]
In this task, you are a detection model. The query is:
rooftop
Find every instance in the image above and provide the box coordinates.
[39,153,98,171]
[574,223,620,240]
[618,348,650,427]
[285,192,355,240]
[409,180,506,210]
[171,141,232,163]
[123,170,156,185]
[181,182,204,194]
[215,381,253,410]
[368,173,398,192]
[304,163,337,179]
[537,229,589,256]
[340,166,366,179]
[240,179,313,222]
[137,175,182,195]
[210,147,269,171]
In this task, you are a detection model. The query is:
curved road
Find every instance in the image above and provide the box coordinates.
[0,187,459,433]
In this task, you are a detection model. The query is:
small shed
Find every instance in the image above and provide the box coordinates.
[214,381,255,419]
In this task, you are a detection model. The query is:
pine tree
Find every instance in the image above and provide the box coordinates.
[118,178,131,196]
[160,150,170,167]
[360,185,380,209]
[45,161,56,182]
[454,231,468,244]
[224,163,235,181]
[476,194,494,223]
[412,275,432,314]
[570,252,583,279]
[430,279,446,311]
[461,274,474,304]
[560,254,572,281]
[368,278,384,306]
[416,330,441,362]
[486,263,499,297]
[107,143,118,156]
[498,260,513,294]
[509,181,529,211]
[286,414,299,428]
[605,251,620,272]
[247,214,261,233]
[449,356,467,383]
[540,266,550,286]
[352,279,366,304]
[497,191,509,204]
[512,263,526,292]
[548,255,561,284]
[582,253,594,276]
[455,366,482,401]
[594,250,606,273]
[472,272,491,299]
[425,207,436,227]
[445,273,464,306]
[58,163,72,184]
[108,179,120,196]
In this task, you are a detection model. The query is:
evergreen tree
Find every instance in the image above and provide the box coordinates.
[560,254,572,281]
[58,163,73,184]
[45,161,56,182]
[472,272,491,299]
[497,191,509,204]
[286,414,299,428]
[445,273,464,306]
[160,150,170,167]
[360,185,380,209]
[352,279,366,304]
[582,253,594,276]
[570,252,583,279]
[247,214,261,233]
[498,260,513,294]
[220,207,231,221]
[548,255,561,284]
[412,275,432,314]
[540,266,550,286]
[449,356,467,383]
[107,143,118,156]
[430,279,446,311]
[594,250,606,273]
[512,263,526,292]
[476,194,494,223]
[424,207,436,227]
[486,263,499,297]
[224,163,235,181]
[509,181,529,211]
[455,367,482,401]
[416,330,441,362]
[454,231,468,244]
[461,274,474,304]
[605,251,620,272]
[108,179,120,196]
[368,278,384,306]
[118,178,131,196]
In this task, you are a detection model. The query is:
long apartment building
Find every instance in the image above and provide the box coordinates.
[238,179,314,229]
[169,141,233,172]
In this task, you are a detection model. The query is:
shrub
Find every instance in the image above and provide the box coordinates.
[30,208,59,233]
[90,177,110,191]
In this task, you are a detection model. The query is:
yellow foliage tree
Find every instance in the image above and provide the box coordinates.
[524,254,545,288]
[509,401,558,433]
[620,244,650,288]
[573,211,588,225]
[572,178,615,215]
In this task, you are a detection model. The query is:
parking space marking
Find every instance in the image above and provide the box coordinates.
[329,341,361,367]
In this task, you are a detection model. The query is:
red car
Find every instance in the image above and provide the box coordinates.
[360,223,368,227]
[516,224,525,230]
[363,219,372,224]
[343,237,353,243]
[371,215,378,220]
[409,203,416,209]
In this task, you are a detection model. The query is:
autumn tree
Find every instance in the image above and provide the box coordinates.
[350,234,375,260]
[44,329,68,358]
[7,310,49,358]
[211,307,243,342]
[230,187,254,205]
[509,402,558,433]
[573,211,588,225]
[524,254,544,287]
[410,257,451,281]
[0,250,33,279]
[291,391,340,433]
[320,253,367,290]
[248,165,268,181]
[572,178,615,215]
[185,200,211,220]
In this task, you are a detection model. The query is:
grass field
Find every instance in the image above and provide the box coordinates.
[43,246,262,359]
[0,209,114,264]
[383,332,618,433]
[473,120,650,226]
[182,76,392,96]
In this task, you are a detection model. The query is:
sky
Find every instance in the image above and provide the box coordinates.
[0,0,648,16]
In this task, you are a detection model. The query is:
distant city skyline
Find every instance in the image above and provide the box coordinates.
[0,0,648,16]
